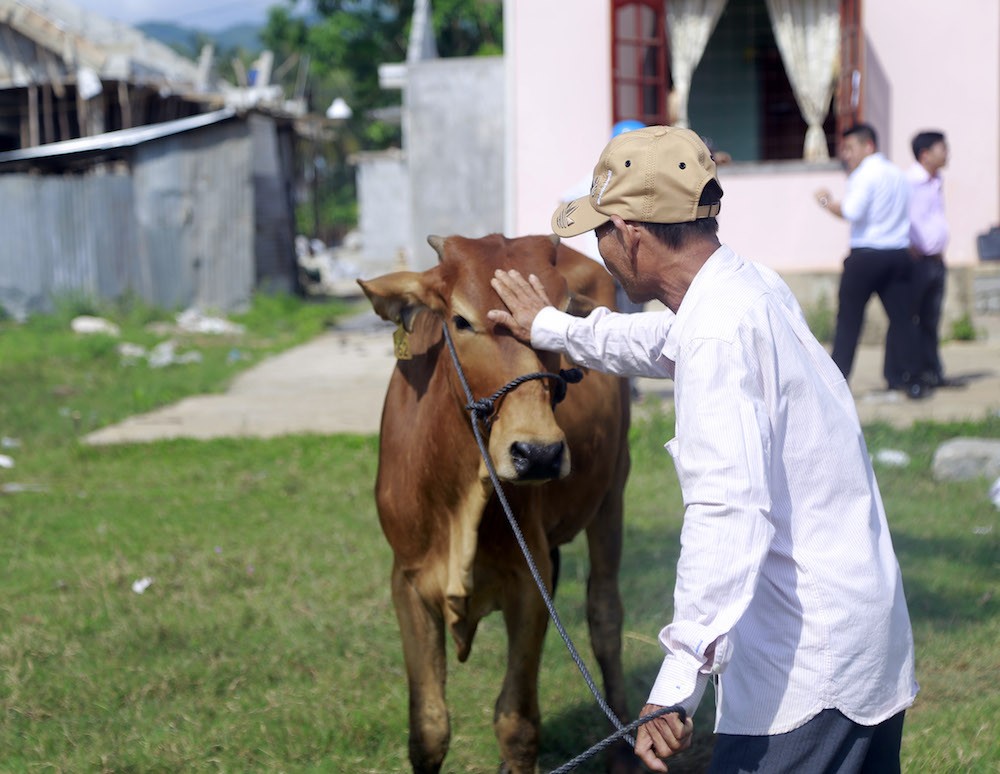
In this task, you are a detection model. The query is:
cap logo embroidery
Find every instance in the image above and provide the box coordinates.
[592,169,612,205]
[555,200,577,230]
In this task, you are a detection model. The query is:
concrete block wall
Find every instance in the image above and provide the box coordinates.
[782,265,996,347]
[354,148,411,278]
[405,56,505,270]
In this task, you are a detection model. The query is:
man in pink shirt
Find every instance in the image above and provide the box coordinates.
[908,130,958,387]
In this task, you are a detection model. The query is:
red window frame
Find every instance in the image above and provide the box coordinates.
[611,0,670,126]
[836,0,864,139]
[611,0,863,153]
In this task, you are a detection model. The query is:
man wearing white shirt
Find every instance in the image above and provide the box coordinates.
[488,126,917,772]
[815,123,927,398]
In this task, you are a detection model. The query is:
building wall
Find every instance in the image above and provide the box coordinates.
[505,0,612,261]
[133,120,255,312]
[0,171,138,320]
[250,114,297,293]
[355,148,411,277]
[0,118,260,319]
[715,162,847,271]
[506,0,1000,275]
[865,0,1000,267]
[405,56,506,270]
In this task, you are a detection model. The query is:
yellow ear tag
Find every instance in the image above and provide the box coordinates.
[393,323,412,360]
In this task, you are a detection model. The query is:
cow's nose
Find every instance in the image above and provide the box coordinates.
[510,441,565,481]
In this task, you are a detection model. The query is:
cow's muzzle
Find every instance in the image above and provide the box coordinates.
[510,440,566,481]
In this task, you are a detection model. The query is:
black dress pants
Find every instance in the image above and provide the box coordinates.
[831,247,921,387]
[911,253,946,382]
[709,709,906,773]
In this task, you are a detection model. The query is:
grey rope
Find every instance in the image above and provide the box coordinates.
[441,323,626,745]
[442,322,691,770]
[549,704,687,774]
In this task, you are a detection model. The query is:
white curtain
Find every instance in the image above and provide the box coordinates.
[666,0,728,129]
[765,0,841,161]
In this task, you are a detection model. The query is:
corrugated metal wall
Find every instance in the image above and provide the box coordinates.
[249,113,297,293]
[0,118,263,320]
[0,172,138,320]
[132,119,254,313]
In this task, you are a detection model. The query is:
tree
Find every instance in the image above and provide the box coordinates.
[261,0,503,239]
[264,0,502,143]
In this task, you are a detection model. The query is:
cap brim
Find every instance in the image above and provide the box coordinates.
[551,195,611,238]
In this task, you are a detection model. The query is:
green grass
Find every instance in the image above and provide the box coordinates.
[948,313,977,342]
[803,290,835,344]
[0,293,354,447]
[1,299,998,772]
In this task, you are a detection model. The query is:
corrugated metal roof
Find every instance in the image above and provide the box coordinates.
[0,0,223,90]
[0,106,238,164]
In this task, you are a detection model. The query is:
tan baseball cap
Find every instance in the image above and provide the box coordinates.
[552,125,723,237]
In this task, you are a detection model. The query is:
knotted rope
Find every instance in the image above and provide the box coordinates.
[465,366,583,422]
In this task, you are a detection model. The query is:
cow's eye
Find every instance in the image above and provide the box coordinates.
[453,315,473,331]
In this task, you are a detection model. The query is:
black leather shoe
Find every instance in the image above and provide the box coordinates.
[906,382,932,400]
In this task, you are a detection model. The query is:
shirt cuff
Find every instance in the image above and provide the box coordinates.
[647,654,710,718]
[530,306,572,352]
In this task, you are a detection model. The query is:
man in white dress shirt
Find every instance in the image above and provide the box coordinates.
[815,123,927,398]
[487,126,917,772]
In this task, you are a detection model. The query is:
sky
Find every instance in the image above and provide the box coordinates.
[71,0,302,30]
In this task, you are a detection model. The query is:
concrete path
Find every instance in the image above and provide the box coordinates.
[83,315,398,444]
[83,313,1000,445]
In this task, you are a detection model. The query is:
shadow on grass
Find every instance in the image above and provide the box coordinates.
[891,529,999,625]
[535,518,716,772]
[538,658,717,773]
[534,486,999,772]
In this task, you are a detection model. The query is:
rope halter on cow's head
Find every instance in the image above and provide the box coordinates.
[465,367,584,426]
[440,322,583,428]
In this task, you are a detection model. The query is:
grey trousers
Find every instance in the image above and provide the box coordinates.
[708,709,905,774]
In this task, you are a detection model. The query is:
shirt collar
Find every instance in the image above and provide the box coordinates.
[908,162,933,183]
[907,162,941,186]
[662,244,741,362]
[850,151,884,180]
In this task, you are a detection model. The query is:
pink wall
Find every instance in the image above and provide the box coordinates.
[864,0,1000,266]
[715,165,849,271]
[505,0,612,260]
[506,0,1000,272]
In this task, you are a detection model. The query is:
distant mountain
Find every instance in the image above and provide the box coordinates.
[138,21,263,59]
[215,24,265,53]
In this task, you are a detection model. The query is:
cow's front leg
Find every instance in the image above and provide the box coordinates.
[392,562,450,773]
[584,480,638,774]
[493,546,552,774]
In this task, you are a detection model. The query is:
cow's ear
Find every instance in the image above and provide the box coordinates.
[357,272,445,332]
[564,291,600,317]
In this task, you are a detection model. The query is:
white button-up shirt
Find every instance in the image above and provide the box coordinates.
[532,245,918,735]
[841,152,911,250]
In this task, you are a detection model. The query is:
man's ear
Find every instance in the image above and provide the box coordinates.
[617,217,642,266]
[357,271,445,332]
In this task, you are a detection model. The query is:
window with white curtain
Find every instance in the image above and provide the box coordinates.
[610,0,863,163]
